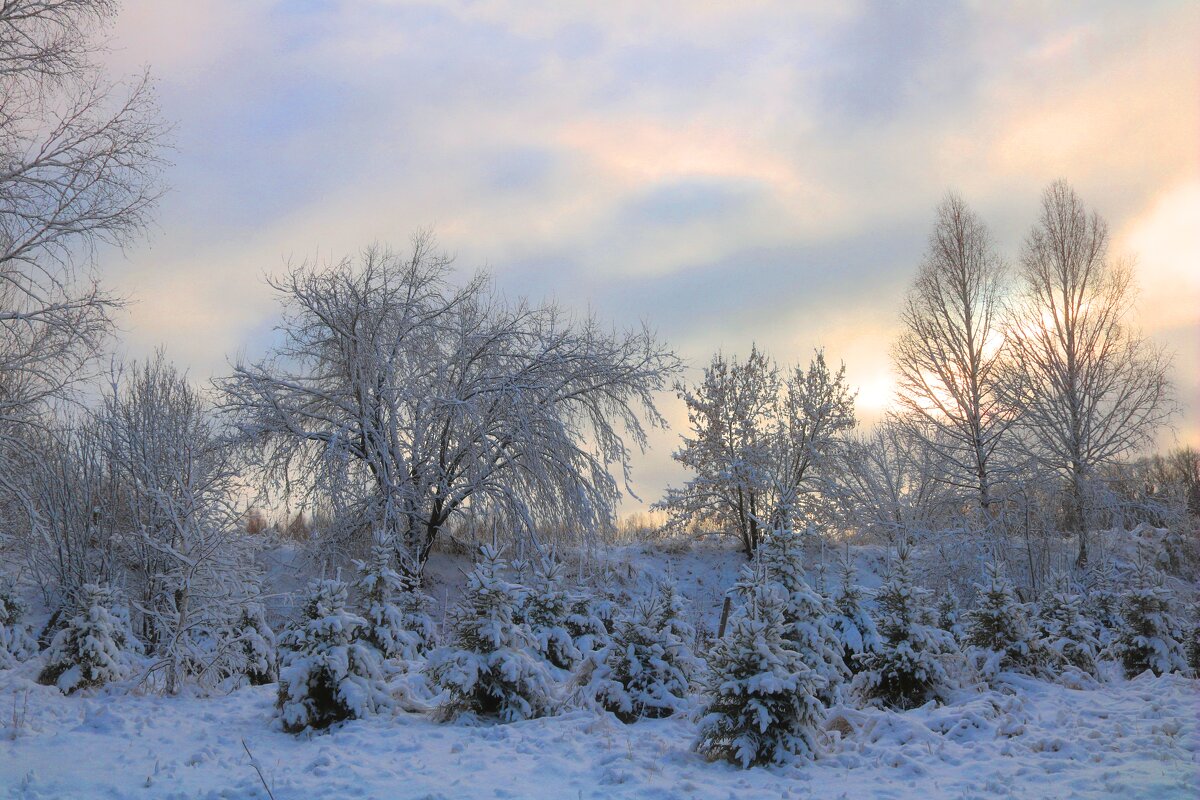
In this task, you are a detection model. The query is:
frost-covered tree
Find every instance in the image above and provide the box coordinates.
[235,603,277,686]
[1084,558,1122,646]
[936,592,966,644]
[828,553,879,675]
[0,582,37,667]
[276,580,389,733]
[758,528,846,701]
[220,237,679,570]
[695,564,822,768]
[563,591,610,658]
[1110,560,1188,678]
[38,584,142,693]
[893,194,1015,515]
[855,547,956,709]
[1036,573,1099,675]
[353,530,428,660]
[519,555,582,670]
[1005,181,1175,565]
[966,561,1043,678]
[427,545,555,722]
[595,586,697,722]
[656,348,854,556]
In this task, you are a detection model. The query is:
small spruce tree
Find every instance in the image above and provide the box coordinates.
[595,584,697,723]
[38,584,142,693]
[276,579,389,733]
[1036,573,1100,676]
[236,602,278,686]
[520,555,582,670]
[1084,558,1122,647]
[759,527,847,702]
[0,582,37,667]
[936,592,965,644]
[855,546,955,709]
[352,531,433,661]
[828,552,879,675]
[1110,559,1188,678]
[427,544,555,722]
[965,561,1043,678]
[695,562,823,767]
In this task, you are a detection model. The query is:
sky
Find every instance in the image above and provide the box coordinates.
[97,0,1200,513]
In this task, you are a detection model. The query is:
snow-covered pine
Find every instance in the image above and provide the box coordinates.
[694,561,823,768]
[1036,572,1100,676]
[1186,607,1200,677]
[828,552,879,675]
[595,586,696,723]
[0,582,37,667]
[1109,559,1188,678]
[427,544,555,722]
[520,555,582,670]
[854,546,956,710]
[38,584,142,693]
[965,561,1044,678]
[758,527,846,702]
[352,531,427,660]
[653,577,701,674]
[1084,558,1122,647]
[936,592,965,644]
[563,590,610,657]
[235,602,277,686]
[276,579,390,733]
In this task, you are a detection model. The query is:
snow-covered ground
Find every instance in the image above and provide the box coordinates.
[1,659,1196,799]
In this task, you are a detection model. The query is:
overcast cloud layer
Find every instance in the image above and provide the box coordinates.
[99,1,1200,512]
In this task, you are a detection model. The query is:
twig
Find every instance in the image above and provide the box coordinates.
[242,738,276,800]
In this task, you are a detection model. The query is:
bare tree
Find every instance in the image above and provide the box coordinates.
[1005,181,1175,565]
[656,346,855,556]
[893,194,1016,517]
[220,236,680,573]
[0,0,164,438]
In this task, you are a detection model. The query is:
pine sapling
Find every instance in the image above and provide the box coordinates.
[1110,559,1188,678]
[38,584,142,694]
[965,561,1044,678]
[828,552,879,675]
[0,583,37,668]
[1036,573,1100,676]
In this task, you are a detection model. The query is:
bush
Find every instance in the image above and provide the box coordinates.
[1110,560,1188,678]
[38,584,142,693]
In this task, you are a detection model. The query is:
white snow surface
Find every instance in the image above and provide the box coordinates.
[1,661,1196,799]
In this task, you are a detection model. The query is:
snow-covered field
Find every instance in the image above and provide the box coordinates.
[2,655,1196,799]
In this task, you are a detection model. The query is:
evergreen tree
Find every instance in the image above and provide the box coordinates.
[855,547,955,709]
[1036,573,1100,676]
[38,584,142,693]
[564,591,610,658]
[936,592,965,643]
[0,582,37,668]
[520,555,582,670]
[427,544,555,722]
[353,531,428,660]
[695,563,823,767]
[828,552,879,675]
[759,527,846,702]
[1185,608,1200,677]
[595,585,697,723]
[235,603,278,686]
[1110,560,1188,678]
[276,580,390,733]
[965,561,1043,678]
[1084,558,1121,647]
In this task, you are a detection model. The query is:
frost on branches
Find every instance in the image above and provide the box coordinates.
[695,562,823,768]
[353,531,432,661]
[0,582,37,667]
[595,582,698,723]
[38,584,142,694]
[758,528,847,702]
[1110,560,1188,678]
[854,547,956,710]
[276,580,390,733]
[966,561,1044,678]
[828,552,879,675]
[427,545,554,722]
[1036,573,1100,676]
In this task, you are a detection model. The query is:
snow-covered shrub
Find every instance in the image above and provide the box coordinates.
[965,561,1044,678]
[1109,560,1188,678]
[564,591,610,657]
[695,564,823,767]
[1084,558,1121,647]
[0,583,37,667]
[854,548,956,710]
[936,592,965,644]
[235,603,277,686]
[276,579,389,733]
[1036,573,1100,676]
[353,531,431,661]
[595,585,697,723]
[828,553,879,675]
[519,556,582,670]
[37,584,142,693]
[1186,609,1200,676]
[759,528,846,702]
[427,545,555,722]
